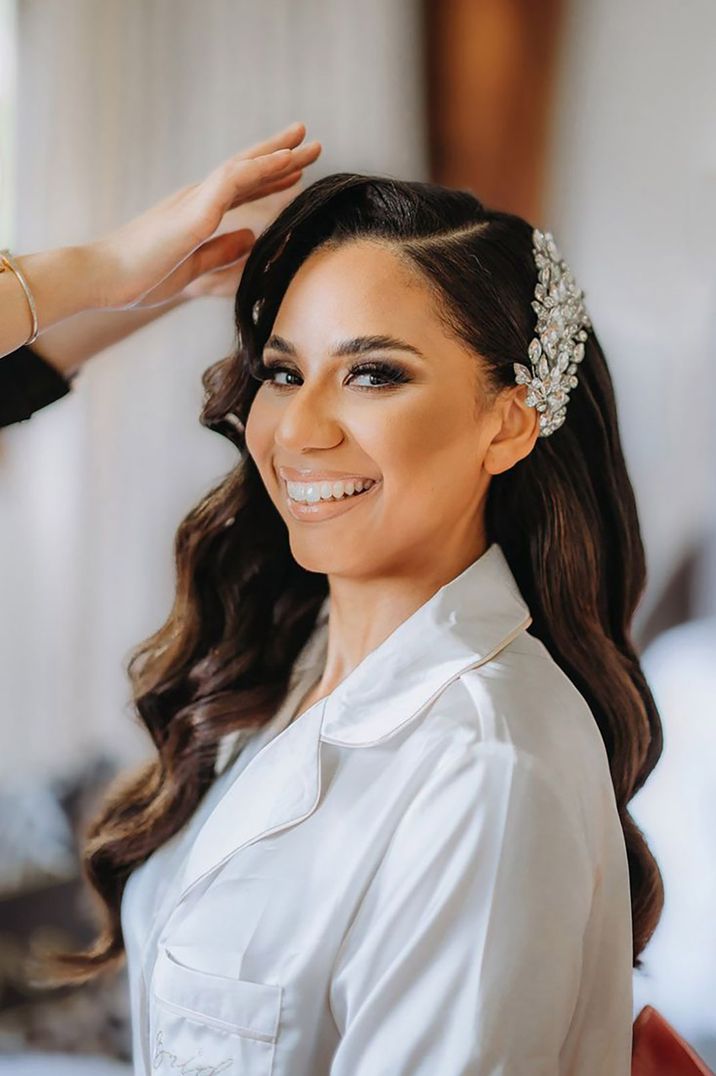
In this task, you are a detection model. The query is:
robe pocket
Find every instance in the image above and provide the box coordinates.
[150,944,282,1076]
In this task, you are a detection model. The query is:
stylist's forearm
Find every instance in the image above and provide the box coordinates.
[29,296,188,379]
[0,245,108,359]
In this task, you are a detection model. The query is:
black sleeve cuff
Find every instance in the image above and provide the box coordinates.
[0,345,74,429]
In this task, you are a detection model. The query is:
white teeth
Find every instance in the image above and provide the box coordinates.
[286,478,376,504]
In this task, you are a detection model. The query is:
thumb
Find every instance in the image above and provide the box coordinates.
[190,228,256,278]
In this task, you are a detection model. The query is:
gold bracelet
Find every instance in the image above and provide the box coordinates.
[0,248,39,345]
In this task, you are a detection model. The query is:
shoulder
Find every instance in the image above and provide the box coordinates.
[423,630,606,769]
[375,722,596,920]
[415,630,616,863]
[463,630,607,770]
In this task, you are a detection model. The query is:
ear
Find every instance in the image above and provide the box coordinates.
[484,386,540,476]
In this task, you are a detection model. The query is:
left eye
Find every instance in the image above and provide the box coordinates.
[255,361,411,391]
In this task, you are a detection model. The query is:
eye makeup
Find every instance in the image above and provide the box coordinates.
[255,357,413,392]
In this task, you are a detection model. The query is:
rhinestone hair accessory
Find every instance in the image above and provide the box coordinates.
[513,228,592,437]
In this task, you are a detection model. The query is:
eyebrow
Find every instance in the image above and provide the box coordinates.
[263,334,427,361]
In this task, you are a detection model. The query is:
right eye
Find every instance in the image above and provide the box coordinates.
[255,362,298,388]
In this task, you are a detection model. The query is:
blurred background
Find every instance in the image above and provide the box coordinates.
[0,0,714,1070]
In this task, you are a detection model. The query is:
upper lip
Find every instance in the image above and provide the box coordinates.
[278,466,379,482]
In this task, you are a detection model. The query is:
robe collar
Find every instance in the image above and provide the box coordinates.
[174,541,532,908]
[318,540,532,746]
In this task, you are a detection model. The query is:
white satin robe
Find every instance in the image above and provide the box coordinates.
[120,541,634,1075]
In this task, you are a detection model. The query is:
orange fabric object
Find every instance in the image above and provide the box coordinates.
[632,1006,715,1075]
[425,0,565,223]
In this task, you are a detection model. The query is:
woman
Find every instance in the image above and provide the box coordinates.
[0,122,321,426]
[35,174,663,1074]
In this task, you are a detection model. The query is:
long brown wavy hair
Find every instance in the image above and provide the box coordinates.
[36,172,663,986]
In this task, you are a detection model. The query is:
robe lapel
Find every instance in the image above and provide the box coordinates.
[172,541,532,908]
[175,697,327,905]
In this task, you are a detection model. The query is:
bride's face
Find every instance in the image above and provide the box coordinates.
[245,239,532,578]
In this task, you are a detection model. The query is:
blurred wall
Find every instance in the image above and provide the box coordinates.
[546,0,716,630]
[545,0,716,1059]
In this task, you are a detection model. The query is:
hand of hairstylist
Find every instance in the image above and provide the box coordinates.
[0,122,321,376]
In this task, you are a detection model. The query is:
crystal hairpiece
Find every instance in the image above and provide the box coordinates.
[513,228,592,437]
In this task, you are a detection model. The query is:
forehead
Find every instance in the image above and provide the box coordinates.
[270,239,440,343]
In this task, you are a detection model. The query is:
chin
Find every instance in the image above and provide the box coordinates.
[286,540,376,579]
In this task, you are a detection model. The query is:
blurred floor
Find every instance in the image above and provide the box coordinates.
[0,1055,131,1074]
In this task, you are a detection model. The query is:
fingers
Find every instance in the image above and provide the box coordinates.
[216,141,320,206]
[238,168,305,205]
[256,139,322,178]
[235,121,308,161]
[193,135,321,243]
[214,139,320,190]
[218,121,321,186]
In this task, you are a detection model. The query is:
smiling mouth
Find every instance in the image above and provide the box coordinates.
[282,478,382,519]
[286,485,376,505]
[287,486,372,504]
[281,474,379,503]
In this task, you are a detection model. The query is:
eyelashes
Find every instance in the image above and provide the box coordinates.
[254,358,412,393]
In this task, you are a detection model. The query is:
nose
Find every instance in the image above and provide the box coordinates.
[273,384,344,454]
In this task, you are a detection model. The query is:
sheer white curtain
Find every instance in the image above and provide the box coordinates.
[0,0,427,782]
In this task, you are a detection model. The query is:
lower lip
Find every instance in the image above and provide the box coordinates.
[283,481,381,521]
